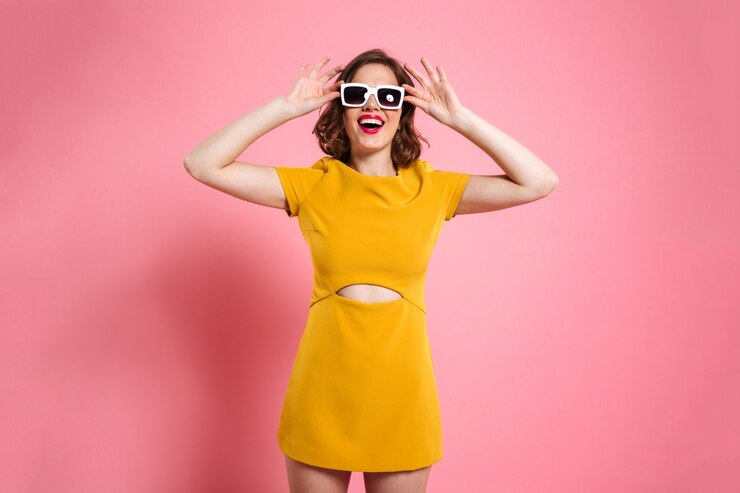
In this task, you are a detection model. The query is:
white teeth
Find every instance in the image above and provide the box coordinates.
[358,117,384,125]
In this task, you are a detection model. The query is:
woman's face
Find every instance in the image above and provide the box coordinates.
[342,63,403,159]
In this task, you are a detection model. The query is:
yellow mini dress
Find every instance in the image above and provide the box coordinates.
[274,156,471,472]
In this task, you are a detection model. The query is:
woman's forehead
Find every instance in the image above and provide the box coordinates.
[351,63,398,86]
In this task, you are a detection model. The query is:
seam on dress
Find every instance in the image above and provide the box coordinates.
[308,292,333,309]
[296,158,330,216]
[403,297,426,315]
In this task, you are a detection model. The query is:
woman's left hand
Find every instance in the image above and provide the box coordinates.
[402,57,467,127]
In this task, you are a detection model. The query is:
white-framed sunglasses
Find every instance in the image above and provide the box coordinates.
[340,83,405,110]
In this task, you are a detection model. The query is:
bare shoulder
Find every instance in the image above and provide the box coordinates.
[184,160,287,212]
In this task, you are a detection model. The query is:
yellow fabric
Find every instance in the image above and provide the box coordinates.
[274,156,471,472]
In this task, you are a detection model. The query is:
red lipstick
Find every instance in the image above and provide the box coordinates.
[357,114,385,134]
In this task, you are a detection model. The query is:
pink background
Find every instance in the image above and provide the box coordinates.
[2,1,738,492]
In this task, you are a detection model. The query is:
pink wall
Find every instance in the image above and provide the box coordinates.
[2,1,738,492]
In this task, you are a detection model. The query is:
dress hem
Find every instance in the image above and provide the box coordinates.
[278,437,443,473]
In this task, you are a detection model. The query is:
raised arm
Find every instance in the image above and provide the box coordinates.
[403,57,559,215]
[183,56,345,211]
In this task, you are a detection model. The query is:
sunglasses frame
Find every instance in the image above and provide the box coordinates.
[340,83,405,110]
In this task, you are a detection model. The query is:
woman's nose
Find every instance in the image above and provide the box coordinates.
[362,93,379,110]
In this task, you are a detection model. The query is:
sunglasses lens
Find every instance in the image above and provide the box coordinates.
[378,88,403,108]
[343,86,368,105]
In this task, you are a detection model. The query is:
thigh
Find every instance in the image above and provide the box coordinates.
[284,455,352,493]
[363,465,432,493]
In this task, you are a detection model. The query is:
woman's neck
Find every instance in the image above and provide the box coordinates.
[348,151,397,177]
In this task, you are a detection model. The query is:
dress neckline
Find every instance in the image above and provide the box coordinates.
[335,159,404,180]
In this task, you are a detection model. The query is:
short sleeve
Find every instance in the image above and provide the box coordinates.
[274,164,325,218]
[429,169,472,221]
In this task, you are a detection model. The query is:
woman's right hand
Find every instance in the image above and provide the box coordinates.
[281,55,345,118]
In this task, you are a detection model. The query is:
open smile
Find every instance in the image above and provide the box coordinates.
[357,115,385,134]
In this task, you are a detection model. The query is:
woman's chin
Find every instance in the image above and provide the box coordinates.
[351,141,391,154]
[351,132,391,147]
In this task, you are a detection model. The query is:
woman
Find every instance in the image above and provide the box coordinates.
[184,48,558,493]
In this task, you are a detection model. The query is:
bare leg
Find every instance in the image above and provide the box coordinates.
[363,465,432,493]
[284,455,352,493]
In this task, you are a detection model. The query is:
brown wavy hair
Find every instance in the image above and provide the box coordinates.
[312,48,429,170]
